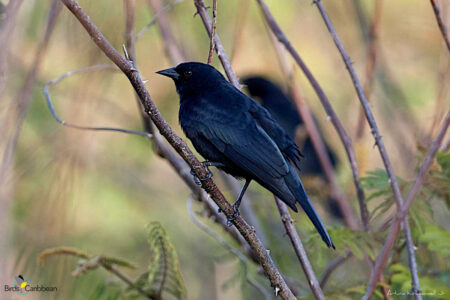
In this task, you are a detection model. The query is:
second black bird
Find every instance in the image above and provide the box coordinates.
[157,62,334,248]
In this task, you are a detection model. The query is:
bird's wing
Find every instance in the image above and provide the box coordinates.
[197,112,290,181]
[248,102,303,170]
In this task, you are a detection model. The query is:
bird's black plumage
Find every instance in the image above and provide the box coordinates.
[157,62,334,248]
[243,76,337,176]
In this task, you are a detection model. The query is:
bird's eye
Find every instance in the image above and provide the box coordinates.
[184,70,192,77]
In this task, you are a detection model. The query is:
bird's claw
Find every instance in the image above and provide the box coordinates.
[190,167,213,185]
[217,204,239,226]
[225,205,240,226]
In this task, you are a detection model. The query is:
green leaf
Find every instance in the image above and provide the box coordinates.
[360,169,391,191]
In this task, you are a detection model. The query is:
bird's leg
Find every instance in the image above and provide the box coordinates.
[190,161,226,185]
[226,179,251,226]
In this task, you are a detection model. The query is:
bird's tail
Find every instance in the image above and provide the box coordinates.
[285,169,335,249]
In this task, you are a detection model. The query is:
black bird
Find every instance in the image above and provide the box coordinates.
[157,62,334,248]
[242,76,337,176]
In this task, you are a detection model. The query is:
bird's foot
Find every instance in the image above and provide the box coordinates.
[190,165,213,185]
[226,203,240,226]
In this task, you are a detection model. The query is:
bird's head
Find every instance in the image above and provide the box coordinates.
[156,62,225,97]
[242,76,281,102]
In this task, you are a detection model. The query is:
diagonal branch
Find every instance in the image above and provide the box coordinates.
[311,1,423,298]
[275,198,325,300]
[430,0,450,52]
[206,0,217,64]
[59,0,294,298]
[363,111,450,300]
[193,0,241,88]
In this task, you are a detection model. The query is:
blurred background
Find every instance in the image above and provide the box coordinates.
[0,0,449,299]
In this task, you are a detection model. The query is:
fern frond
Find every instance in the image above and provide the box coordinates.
[146,222,186,300]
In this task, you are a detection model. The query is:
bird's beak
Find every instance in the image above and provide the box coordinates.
[156,67,180,80]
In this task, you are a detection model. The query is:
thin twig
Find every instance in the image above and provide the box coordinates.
[256,0,366,231]
[60,1,294,298]
[99,258,156,299]
[312,1,422,297]
[44,64,152,138]
[363,111,450,300]
[124,0,137,63]
[275,197,325,300]
[187,197,271,300]
[207,0,217,64]
[71,256,155,299]
[430,0,450,52]
[193,0,241,88]
[319,251,351,288]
